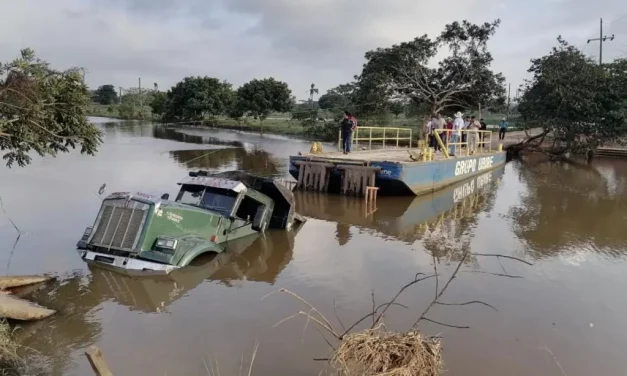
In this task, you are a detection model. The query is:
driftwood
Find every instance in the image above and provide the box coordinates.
[0,275,56,321]
[85,345,114,376]
[0,275,53,290]
[0,291,56,321]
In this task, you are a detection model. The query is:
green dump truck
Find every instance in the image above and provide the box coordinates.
[76,170,304,274]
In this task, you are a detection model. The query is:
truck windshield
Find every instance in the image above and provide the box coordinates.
[201,187,237,216]
[176,185,237,216]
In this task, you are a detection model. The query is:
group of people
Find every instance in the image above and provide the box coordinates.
[426,112,509,156]
[339,109,510,155]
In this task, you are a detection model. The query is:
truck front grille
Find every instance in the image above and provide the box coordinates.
[89,199,150,252]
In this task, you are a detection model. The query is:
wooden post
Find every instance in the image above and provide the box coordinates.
[85,346,114,376]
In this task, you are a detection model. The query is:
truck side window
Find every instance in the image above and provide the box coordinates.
[236,196,262,221]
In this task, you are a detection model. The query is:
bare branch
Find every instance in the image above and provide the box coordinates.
[461,270,524,279]
[0,195,22,234]
[435,300,498,311]
[421,317,470,329]
[333,299,347,333]
[264,288,336,336]
[272,311,340,340]
[372,274,436,330]
[472,253,533,266]
[340,301,411,339]
[412,250,470,329]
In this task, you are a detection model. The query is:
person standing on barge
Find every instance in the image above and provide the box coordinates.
[340,111,356,154]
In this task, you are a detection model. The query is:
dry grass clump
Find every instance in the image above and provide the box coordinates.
[0,319,21,375]
[332,326,442,376]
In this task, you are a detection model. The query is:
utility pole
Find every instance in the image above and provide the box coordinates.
[587,18,615,65]
[138,77,142,107]
[506,83,511,120]
[118,87,122,104]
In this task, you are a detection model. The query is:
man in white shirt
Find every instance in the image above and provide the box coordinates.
[450,112,464,156]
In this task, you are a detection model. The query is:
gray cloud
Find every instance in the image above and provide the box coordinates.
[1,0,626,100]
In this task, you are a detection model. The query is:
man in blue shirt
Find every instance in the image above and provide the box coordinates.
[499,117,508,140]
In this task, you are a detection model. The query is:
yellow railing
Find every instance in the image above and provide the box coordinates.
[432,129,493,158]
[338,126,413,151]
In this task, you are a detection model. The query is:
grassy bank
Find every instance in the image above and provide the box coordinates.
[87,103,522,139]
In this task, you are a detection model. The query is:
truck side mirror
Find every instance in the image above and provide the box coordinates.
[161,193,169,200]
[251,207,266,232]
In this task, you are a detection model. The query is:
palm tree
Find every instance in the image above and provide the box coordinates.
[308,83,319,109]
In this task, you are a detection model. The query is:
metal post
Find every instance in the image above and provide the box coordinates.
[587,18,615,66]
[369,128,372,150]
[138,77,142,107]
[396,129,400,148]
[382,128,386,149]
[600,18,603,65]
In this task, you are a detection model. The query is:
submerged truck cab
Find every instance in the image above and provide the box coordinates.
[76,170,301,274]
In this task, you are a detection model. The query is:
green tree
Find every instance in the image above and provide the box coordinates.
[93,84,117,105]
[0,49,102,167]
[236,78,292,125]
[163,76,233,121]
[517,37,627,156]
[390,101,405,118]
[357,20,505,117]
[150,91,168,117]
[318,83,356,111]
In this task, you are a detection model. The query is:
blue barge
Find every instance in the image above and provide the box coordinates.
[289,147,507,196]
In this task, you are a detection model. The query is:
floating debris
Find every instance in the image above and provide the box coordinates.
[332,327,443,376]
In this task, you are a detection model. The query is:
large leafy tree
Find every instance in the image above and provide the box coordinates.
[149,91,168,117]
[93,84,117,105]
[162,76,233,121]
[318,83,356,111]
[357,20,506,117]
[0,49,102,167]
[236,78,292,125]
[518,37,627,155]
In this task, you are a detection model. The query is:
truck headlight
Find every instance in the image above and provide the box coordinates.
[155,237,178,252]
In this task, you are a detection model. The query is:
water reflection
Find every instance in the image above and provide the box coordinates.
[152,126,244,148]
[13,227,300,375]
[168,148,280,176]
[509,158,627,259]
[15,273,101,376]
[296,166,504,251]
[88,228,299,312]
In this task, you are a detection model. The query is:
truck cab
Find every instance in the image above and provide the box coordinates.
[76,170,301,274]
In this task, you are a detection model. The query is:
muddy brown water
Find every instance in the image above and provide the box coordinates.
[1,117,627,375]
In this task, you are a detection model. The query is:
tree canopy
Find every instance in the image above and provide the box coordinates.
[357,19,506,116]
[0,49,102,167]
[93,84,117,105]
[236,78,292,123]
[318,83,356,111]
[162,76,233,121]
[518,37,627,154]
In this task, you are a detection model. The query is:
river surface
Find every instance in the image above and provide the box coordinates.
[1,117,627,375]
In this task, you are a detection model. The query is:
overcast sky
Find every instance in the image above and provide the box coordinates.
[1,0,626,100]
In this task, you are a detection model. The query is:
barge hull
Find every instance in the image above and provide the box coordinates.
[289,150,507,196]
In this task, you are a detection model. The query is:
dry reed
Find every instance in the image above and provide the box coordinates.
[0,319,21,375]
[332,325,442,376]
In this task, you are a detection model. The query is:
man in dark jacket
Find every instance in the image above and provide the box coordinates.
[340,111,356,154]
